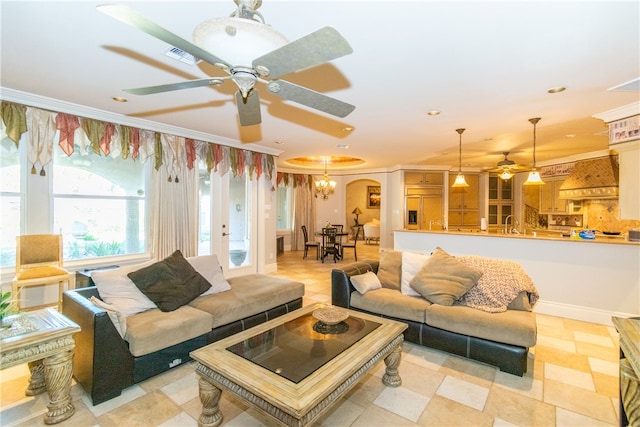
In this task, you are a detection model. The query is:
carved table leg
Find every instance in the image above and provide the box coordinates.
[382,343,403,387]
[26,359,47,396]
[43,350,75,424]
[198,376,223,427]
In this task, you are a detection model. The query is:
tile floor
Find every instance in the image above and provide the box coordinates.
[0,243,622,426]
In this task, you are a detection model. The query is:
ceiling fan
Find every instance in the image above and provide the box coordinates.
[488,152,529,179]
[98,0,356,126]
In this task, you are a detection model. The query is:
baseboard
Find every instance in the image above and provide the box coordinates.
[534,299,637,326]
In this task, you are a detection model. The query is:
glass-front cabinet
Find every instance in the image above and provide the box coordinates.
[488,175,513,227]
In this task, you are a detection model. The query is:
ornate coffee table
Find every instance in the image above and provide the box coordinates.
[0,308,80,424]
[191,303,407,427]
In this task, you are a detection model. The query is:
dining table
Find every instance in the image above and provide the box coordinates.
[315,228,349,262]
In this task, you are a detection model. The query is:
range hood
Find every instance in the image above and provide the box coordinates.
[558,155,619,200]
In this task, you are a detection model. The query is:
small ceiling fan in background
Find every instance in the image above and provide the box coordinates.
[98,0,356,126]
[488,152,529,180]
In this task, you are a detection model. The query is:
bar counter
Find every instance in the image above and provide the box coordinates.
[394,229,640,325]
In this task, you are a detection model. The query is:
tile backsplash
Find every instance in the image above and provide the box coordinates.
[583,199,640,233]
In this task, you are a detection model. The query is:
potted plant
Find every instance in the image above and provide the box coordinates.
[0,291,17,329]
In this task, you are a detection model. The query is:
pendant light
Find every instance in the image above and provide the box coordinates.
[452,128,469,188]
[523,117,545,186]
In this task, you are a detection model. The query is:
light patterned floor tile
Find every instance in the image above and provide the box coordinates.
[493,370,544,401]
[544,363,595,391]
[544,379,618,424]
[373,386,430,422]
[484,385,556,426]
[555,407,617,426]
[574,330,615,347]
[536,335,577,353]
[159,411,198,427]
[160,372,198,406]
[317,398,365,427]
[83,384,147,417]
[589,357,619,377]
[435,375,490,411]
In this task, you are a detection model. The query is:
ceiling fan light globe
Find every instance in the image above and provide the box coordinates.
[193,17,288,67]
[499,169,514,180]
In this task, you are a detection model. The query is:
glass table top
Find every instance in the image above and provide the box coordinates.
[227,312,381,383]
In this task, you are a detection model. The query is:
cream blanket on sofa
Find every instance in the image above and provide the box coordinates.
[456,256,540,313]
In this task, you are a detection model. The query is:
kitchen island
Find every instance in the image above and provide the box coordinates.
[394,229,640,325]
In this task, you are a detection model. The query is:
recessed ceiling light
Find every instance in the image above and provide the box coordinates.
[427,110,441,116]
[112,96,128,102]
[336,144,350,149]
[565,134,576,138]
[547,86,566,94]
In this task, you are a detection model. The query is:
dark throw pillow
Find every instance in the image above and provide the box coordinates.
[409,247,482,305]
[127,250,211,312]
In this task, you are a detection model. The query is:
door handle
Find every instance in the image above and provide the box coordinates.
[222,232,230,237]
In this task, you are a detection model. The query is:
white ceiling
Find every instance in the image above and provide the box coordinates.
[1,1,639,174]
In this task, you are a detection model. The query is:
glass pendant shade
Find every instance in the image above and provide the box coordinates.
[524,169,545,185]
[523,117,545,186]
[452,173,469,187]
[452,128,469,188]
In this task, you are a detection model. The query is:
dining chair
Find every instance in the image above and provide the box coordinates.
[340,229,358,261]
[321,227,340,263]
[332,224,344,254]
[301,225,320,260]
[12,234,75,311]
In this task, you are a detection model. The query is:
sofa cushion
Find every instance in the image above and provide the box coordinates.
[351,288,431,323]
[350,271,382,294]
[377,249,402,291]
[457,256,539,313]
[189,274,305,328]
[425,304,537,347]
[125,305,214,357]
[92,261,157,317]
[128,250,211,312]
[187,254,231,296]
[401,251,429,296]
[409,247,482,305]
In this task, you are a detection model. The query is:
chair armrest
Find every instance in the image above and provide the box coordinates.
[331,260,379,308]
[62,287,134,405]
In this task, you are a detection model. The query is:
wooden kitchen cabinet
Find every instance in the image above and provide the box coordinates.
[540,178,567,213]
[448,174,480,227]
[405,171,444,186]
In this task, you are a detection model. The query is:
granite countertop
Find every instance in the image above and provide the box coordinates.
[397,229,639,245]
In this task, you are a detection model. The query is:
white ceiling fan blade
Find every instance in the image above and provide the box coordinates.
[236,89,261,126]
[97,4,232,69]
[253,27,353,79]
[124,78,225,95]
[267,79,355,118]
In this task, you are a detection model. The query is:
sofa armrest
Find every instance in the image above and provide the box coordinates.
[62,287,135,405]
[331,260,379,308]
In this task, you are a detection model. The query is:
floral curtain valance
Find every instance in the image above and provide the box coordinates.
[0,100,276,182]
[276,171,314,190]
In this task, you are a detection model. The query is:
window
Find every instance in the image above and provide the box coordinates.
[0,137,21,267]
[53,148,147,261]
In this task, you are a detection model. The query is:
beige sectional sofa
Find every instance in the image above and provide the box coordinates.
[331,248,538,376]
[62,251,304,405]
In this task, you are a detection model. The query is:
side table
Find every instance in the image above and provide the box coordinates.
[1,308,81,424]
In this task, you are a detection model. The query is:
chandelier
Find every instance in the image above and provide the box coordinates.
[315,158,336,200]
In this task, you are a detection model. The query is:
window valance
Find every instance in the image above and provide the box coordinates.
[0,100,275,182]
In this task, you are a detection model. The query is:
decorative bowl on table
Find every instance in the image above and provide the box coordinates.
[312,307,349,325]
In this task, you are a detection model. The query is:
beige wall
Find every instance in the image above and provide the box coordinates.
[345,179,380,227]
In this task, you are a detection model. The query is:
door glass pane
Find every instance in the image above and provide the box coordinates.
[198,164,211,255]
[229,174,250,268]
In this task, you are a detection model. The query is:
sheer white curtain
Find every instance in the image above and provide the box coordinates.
[292,183,316,251]
[149,154,199,260]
